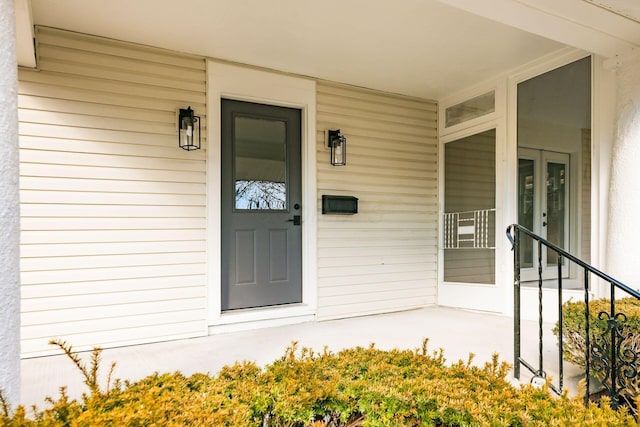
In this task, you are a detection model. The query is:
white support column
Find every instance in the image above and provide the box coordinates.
[0,0,21,407]
[606,55,640,290]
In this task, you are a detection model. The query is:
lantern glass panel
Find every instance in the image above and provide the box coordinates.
[179,109,200,150]
[331,137,346,166]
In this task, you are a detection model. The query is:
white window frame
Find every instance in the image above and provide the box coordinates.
[437,47,609,316]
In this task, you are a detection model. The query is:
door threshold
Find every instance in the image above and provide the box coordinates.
[521,278,583,290]
[209,304,315,335]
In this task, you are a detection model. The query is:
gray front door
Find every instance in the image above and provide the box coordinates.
[221,99,302,311]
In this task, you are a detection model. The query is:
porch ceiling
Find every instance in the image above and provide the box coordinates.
[26,0,568,100]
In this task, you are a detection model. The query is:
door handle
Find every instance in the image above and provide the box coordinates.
[542,221,547,227]
[287,215,301,226]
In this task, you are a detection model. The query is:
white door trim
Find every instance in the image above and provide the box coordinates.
[206,60,318,329]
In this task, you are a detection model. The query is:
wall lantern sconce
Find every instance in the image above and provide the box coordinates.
[178,106,201,151]
[328,129,346,166]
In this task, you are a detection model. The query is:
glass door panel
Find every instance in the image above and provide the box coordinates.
[518,157,535,269]
[516,56,590,284]
[544,152,569,269]
[443,129,496,285]
[517,149,569,280]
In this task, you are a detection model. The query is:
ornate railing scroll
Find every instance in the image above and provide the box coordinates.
[590,307,639,406]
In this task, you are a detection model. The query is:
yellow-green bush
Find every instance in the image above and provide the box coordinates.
[555,297,640,406]
[1,339,637,426]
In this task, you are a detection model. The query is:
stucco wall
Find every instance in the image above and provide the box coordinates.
[607,57,640,289]
[0,0,21,405]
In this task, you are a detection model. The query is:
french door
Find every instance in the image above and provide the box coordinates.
[518,148,570,281]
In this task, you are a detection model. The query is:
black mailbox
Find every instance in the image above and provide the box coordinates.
[322,195,358,215]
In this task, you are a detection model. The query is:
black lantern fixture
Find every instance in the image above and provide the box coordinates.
[178,106,201,151]
[328,129,346,166]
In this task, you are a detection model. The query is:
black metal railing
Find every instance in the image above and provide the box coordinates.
[507,224,640,407]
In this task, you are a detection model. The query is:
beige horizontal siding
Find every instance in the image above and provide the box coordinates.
[18,27,207,357]
[20,164,205,183]
[19,72,207,105]
[21,275,206,298]
[21,217,206,230]
[316,81,438,320]
[35,29,206,70]
[21,241,206,258]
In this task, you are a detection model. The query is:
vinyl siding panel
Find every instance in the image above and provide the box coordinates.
[316,81,438,320]
[18,27,207,357]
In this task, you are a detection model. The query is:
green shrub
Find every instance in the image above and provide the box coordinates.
[555,297,640,407]
[2,339,637,426]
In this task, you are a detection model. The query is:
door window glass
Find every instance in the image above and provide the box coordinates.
[546,161,566,265]
[233,116,287,210]
[518,158,535,269]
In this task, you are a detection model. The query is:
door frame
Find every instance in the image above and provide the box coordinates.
[506,51,606,317]
[437,84,509,313]
[206,60,317,331]
[438,48,602,315]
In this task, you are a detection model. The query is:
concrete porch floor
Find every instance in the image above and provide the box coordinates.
[20,306,581,408]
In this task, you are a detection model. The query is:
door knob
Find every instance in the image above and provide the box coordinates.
[543,221,547,227]
[287,215,301,226]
